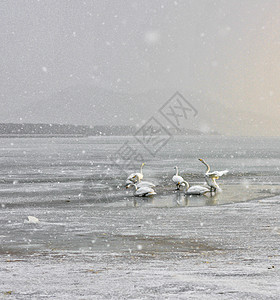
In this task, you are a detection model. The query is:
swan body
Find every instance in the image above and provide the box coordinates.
[172,166,187,190]
[204,174,220,190]
[185,185,211,195]
[182,180,211,195]
[132,184,156,197]
[127,163,145,183]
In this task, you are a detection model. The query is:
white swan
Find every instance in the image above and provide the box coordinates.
[125,174,155,189]
[185,183,211,195]
[177,180,211,195]
[198,158,228,193]
[127,163,145,183]
[132,184,156,197]
[172,166,188,190]
[198,158,228,178]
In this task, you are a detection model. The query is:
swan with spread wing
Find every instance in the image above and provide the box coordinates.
[198,158,228,193]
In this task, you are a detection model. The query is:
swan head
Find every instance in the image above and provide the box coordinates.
[132,174,140,182]
[125,181,133,188]
[198,158,209,166]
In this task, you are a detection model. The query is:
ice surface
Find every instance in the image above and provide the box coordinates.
[24,216,40,224]
[0,136,280,298]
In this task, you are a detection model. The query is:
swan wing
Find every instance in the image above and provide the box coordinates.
[207,170,228,178]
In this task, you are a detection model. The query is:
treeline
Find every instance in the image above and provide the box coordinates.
[0,123,217,137]
[0,123,137,136]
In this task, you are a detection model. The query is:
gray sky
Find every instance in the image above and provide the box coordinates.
[1,0,280,135]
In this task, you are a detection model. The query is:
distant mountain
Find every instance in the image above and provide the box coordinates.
[5,86,140,126]
[2,85,279,136]
[1,85,211,131]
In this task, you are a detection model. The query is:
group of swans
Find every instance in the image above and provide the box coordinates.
[172,165,211,195]
[173,159,228,195]
[125,159,228,197]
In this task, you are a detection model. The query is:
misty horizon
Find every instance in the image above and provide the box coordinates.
[1,1,280,136]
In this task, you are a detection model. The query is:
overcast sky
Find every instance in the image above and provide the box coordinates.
[1,0,280,135]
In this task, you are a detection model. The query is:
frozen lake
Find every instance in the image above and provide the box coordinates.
[0,136,280,299]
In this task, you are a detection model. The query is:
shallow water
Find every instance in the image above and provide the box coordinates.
[1,135,279,205]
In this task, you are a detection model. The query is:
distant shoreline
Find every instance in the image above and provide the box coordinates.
[0,133,213,138]
[0,134,87,138]
[0,123,217,137]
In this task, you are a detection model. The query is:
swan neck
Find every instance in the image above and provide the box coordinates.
[140,163,144,175]
[203,160,210,173]
[183,181,190,190]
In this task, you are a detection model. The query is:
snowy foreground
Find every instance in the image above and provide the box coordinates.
[1,196,279,299]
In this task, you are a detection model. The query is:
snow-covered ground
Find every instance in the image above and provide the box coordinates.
[1,197,279,299]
